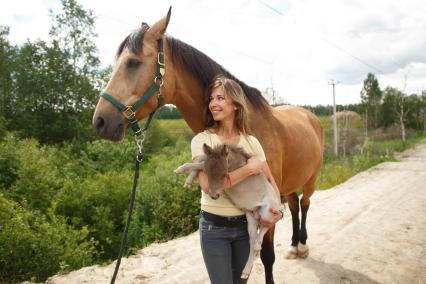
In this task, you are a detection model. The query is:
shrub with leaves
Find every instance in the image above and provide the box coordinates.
[0,194,97,283]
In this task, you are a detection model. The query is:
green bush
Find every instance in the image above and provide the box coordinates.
[0,194,97,283]
[54,171,133,260]
[127,142,199,249]
[9,139,63,213]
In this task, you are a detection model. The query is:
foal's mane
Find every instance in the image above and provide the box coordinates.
[117,26,270,112]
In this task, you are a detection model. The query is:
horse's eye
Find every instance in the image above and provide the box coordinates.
[126,59,141,69]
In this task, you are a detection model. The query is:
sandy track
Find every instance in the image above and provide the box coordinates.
[47,143,426,284]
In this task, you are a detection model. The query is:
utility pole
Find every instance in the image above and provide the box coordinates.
[328,80,339,156]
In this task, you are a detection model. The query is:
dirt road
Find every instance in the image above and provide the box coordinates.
[48,143,426,284]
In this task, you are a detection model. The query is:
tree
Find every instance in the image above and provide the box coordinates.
[360,73,382,129]
[382,87,411,141]
[421,91,426,135]
[1,0,102,144]
[49,0,99,81]
[0,26,17,127]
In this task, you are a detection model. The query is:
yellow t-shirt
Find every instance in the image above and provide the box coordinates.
[191,130,266,216]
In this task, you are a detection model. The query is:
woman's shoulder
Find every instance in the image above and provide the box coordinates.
[193,129,214,139]
[191,129,215,144]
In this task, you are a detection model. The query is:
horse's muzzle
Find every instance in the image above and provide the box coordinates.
[92,111,125,141]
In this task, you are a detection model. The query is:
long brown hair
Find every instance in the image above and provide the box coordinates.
[203,75,251,135]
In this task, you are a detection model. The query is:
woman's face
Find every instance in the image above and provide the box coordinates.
[209,86,236,122]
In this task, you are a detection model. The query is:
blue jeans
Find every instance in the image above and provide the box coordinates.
[199,214,250,284]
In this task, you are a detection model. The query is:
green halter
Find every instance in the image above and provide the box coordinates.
[99,39,165,136]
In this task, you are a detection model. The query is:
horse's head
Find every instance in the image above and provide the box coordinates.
[92,8,175,141]
[203,143,230,200]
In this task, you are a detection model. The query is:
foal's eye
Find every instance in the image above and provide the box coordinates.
[126,59,141,69]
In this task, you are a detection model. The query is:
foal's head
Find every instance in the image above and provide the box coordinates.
[203,144,230,200]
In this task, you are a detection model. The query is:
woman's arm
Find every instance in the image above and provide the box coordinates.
[192,156,210,194]
[222,157,263,189]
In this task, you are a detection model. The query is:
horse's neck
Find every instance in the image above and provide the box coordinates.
[169,68,205,133]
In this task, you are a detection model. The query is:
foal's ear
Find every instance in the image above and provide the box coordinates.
[145,7,172,41]
[203,143,212,155]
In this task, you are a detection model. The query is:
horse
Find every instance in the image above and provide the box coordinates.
[175,143,281,279]
[92,8,324,284]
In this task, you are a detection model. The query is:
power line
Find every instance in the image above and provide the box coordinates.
[255,0,404,85]
[256,0,285,16]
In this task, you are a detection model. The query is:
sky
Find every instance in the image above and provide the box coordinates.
[1,0,426,106]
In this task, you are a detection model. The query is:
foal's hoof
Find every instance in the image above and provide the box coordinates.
[297,243,309,258]
[241,272,250,279]
[285,245,298,259]
[174,166,184,174]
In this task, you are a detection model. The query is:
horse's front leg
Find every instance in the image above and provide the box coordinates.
[241,212,258,279]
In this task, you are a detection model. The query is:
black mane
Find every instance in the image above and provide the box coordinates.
[117,28,270,111]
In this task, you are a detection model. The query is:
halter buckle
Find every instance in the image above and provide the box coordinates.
[157,52,165,66]
[123,106,136,119]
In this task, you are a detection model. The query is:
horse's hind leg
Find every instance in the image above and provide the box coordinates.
[298,174,317,258]
[260,227,275,284]
[285,192,300,259]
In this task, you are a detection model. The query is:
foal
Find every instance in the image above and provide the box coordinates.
[175,143,281,279]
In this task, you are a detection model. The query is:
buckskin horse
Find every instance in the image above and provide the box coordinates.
[92,8,323,284]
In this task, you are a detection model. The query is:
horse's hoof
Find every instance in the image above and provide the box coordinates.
[297,243,309,259]
[285,245,298,259]
[241,272,249,279]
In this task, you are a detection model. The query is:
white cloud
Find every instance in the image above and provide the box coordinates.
[1,0,426,106]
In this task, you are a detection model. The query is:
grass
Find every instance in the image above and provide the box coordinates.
[158,119,193,140]
[318,132,425,190]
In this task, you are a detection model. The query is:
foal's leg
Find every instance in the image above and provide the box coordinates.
[184,170,199,187]
[254,226,269,255]
[174,161,204,174]
[174,162,204,187]
[260,227,276,284]
[285,192,300,259]
[241,213,258,279]
[298,175,316,258]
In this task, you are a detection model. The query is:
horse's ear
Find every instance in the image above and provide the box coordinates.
[145,7,172,41]
[203,143,212,155]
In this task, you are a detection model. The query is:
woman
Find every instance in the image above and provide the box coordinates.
[191,75,283,283]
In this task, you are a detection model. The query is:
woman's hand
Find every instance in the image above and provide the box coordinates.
[259,208,283,228]
[247,157,263,175]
